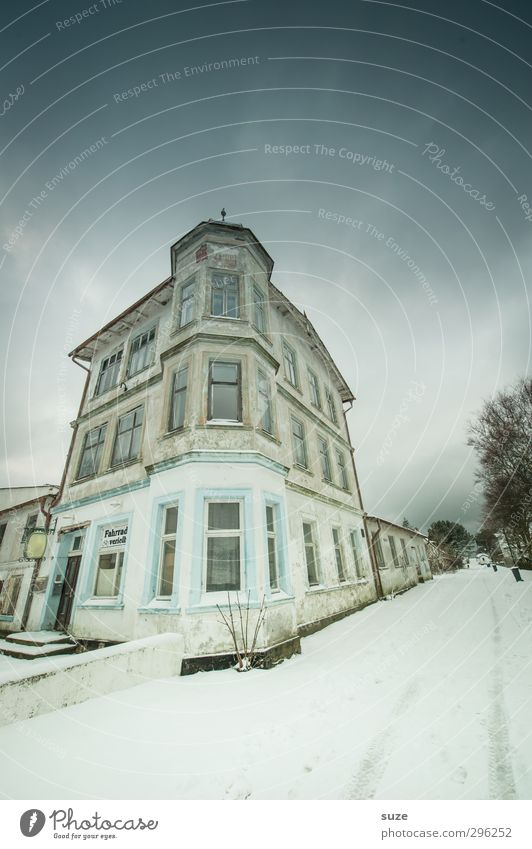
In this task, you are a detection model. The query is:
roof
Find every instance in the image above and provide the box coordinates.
[0,485,59,514]
[366,515,428,540]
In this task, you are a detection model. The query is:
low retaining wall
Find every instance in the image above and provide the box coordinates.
[0,633,184,727]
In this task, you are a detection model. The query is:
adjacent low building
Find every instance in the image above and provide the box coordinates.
[0,485,58,634]
[366,516,432,594]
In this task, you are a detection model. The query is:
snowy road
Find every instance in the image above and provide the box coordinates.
[0,567,530,800]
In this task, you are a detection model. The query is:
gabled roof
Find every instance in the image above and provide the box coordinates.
[367,515,428,540]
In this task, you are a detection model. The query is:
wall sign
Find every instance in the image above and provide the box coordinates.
[100,521,128,550]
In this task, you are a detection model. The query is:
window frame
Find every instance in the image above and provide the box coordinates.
[252,285,267,334]
[156,503,179,598]
[350,529,365,579]
[179,276,196,328]
[336,448,349,490]
[257,367,274,435]
[126,326,156,377]
[94,347,123,397]
[110,405,144,467]
[168,364,189,431]
[76,423,108,480]
[266,504,280,592]
[93,549,125,598]
[388,535,400,568]
[21,512,38,544]
[210,271,240,319]
[0,522,6,548]
[0,574,22,617]
[325,387,338,425]
[400,537,409,567]
[282,341,299,388]
[302,520,320,587]
[208,359,242,423]
[332,526,347,583]
[204,499,243,593]
[308,369,322,409]
[291,416,308,469]
[318,436,333,483]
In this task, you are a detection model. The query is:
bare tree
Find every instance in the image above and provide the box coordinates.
[468,378,532,560]
[217,592,267,671]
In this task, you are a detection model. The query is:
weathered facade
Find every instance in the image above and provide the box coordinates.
[366,516,432,594]
[26,220,426,662]
[0,485,58,634]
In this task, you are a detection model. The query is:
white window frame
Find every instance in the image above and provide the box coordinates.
[95,347,123,397]
[168,365,188,431]
[318,436,333,482]
[302,520,320,587]
[77,423,107,479]
[257,368,274,435]
[179,277,196,327]
[210,272,240,319]
[208,359,242,423]
[291,416,308,469]
[350,529,365,579]
[93,550,124,598]
[266,504,280,592]
[156,503,179,598]
[282,341,299,388]
[253,285,267,333]
[204,499,243,594]
[308,369,321,409]
[126,326,156,377]
[388,535,400,568]
[332,527,347,583]
[325,387,338,425]
[336,449,349,490]
[111,406,144,466]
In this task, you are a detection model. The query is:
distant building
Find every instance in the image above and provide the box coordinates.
[0,485,58,633]
[24,220,428,665]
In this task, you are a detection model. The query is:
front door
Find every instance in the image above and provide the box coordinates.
[55,555,81,631]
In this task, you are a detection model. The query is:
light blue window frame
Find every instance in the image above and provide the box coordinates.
[188,488,257,610]
[76,512,132,609]
[140,492,184,611]
[262,492,292,598]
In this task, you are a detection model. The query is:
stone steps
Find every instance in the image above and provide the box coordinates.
[0,631,77,659]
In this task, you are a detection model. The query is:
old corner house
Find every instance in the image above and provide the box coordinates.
[24,219,430,665]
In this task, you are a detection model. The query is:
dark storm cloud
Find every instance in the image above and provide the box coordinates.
[1,0,530,532]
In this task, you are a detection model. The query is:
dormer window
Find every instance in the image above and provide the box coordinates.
[127,327,156,377]
[210,273,239,318]
[95,348,123,396]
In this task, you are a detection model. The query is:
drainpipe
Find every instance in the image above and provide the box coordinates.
[21,357,91,631]
[342,402,384,599]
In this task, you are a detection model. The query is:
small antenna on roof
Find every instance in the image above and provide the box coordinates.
[220,207,226,222]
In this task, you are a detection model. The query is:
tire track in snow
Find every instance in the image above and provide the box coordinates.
[487,597,517,800]
[344,677,420,799]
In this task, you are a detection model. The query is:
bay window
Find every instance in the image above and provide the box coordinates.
[208,360,241,422]
[205,501,242,592]
[211,273,239,318]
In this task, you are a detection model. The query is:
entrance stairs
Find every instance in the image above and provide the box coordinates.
[0,631,77,659]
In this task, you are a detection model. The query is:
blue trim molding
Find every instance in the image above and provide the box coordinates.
[52,478,151,513]
[147,450,289,479]
[140,491,184,611]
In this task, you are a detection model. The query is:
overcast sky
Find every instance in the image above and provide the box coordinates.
[1,0,530,533]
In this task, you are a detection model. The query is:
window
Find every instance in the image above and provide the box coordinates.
[282,342,299,387]
[253,286,267,333]
[308,370,321,408]
[350,530,365,578]
[291,417,308,468]
[169,366,188,430]
[77,424,107,479]
[0,523,6,547]
[325,387,338,425]
[257,369,273,435]
[336,449,349,490]
[208,361,241,422]
[266,505,279,591]
[95,348,123,396]
[332,527,347,582]
[374,535,385,569]
[21,513,38,543]
[111,406,143,466]
[318,437,333,482]
[127,327,156,376]
[0,574,22,616]
[179,278,195,327]
[388,535,399,568]
[205,502,242,592]
[303,522,319,586]
[211,273,239,318]
[157,504,178,597]
[94,551,124,597]
[400,538,409,567]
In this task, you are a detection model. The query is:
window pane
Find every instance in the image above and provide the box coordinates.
[212,384,238,419]
[305,544,318,585]
[164,505,178,535]
[206,536,240,591]
[208,502,240,530]
[266,505,274,533]
[158,540,176,596]
[212,362,238,383]
[94,552,122,597]
[303,523,313,544]
[268,537,278,589]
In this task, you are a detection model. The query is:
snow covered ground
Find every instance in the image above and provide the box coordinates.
[0,566,530,800]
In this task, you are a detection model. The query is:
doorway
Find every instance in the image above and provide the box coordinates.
[54,553,81,632]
